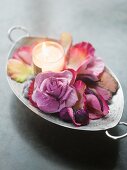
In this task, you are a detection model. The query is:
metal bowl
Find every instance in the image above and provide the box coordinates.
[6,26,127,140]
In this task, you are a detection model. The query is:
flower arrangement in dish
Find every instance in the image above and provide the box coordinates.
[7,31,118,127]
[7,26,127,140]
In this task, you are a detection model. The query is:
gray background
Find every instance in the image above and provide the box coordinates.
[0,0,127,169]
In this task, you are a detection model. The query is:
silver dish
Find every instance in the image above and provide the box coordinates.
[6,26,127,140]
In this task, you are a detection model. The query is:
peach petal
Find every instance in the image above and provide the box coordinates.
[60,32,72,53]
[7,59,33,83]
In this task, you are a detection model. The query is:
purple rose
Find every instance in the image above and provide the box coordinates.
[32,70,78,113]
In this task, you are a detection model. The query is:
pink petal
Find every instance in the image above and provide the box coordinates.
[95,86,112,101]
[13,46,32,65]
[89,113,103,120]
[86,93,109,120]
[67,42,95,70]
[73,80,86,109]
[76,55,93,72]
[98,94,109,115]
[65,88,78,107]
[77,57,105,77]
[59,108,71,121]
[67,69,77,85]
[75,109,89,125]
[86,94,102,111]
[86,93,104,119]
[32,90,61,113]
[67,108,81,126]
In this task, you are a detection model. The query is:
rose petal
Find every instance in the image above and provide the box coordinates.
[67,69,77,85]
[97,68,119,94]
[75,109,89,125]
[40,77,68,98]
[86,92,109,120]
[73,80,86,109]
[89,112,103,120]
[86,93,104,119]
[86,94,102,111]
[60,32,72,54]
[32,90,61,113]
[77,73,99,82]
[98,94,109,115]
[7,59,33,83]
[77,57,105,77]
[13,46,32,65]
[67,108,81,126]
[68,42,95,70]
[60,108,89,126]
[65,88,78,107]
[75,55,93,72]
[59,107,71,121]
[28,80,38,107]
[95,86,112,101]
[35,70,73,88]
[89,97,109,119]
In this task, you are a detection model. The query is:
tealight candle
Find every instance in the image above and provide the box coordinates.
[32,40,65,74]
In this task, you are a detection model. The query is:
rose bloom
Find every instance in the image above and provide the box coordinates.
[32,70,78,113]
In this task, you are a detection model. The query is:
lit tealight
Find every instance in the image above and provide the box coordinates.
[32,40,65,74]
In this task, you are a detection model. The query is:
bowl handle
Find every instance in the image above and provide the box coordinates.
[105,122,127,140]
[8,26,30,43]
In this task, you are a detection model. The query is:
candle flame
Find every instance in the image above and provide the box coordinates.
[41,42,48,63]
[42,42,48,55]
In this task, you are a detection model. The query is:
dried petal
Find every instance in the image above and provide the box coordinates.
[7,59,34,83]
[35,70,74,88]
[77,57,105,78]
[28,80,38,107]
[95,86,112,101]
[86,93,109,120]
[67,42,104,79]
[67,69,77,85]
[13,46,32,65]
[86,94,102,111]
[32,90,60,113]
[74,80,86,109]
[60,32,72,53]
[67,108,81,126]
[98,68,119,94]
[75,109,89,125]
[68,42,95,70]
[65,88,79,108]
[77,73,99,82]
[59,108,71,121]
[60,107,89,126]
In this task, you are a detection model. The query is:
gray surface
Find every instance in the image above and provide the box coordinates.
[1,0,127,170]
